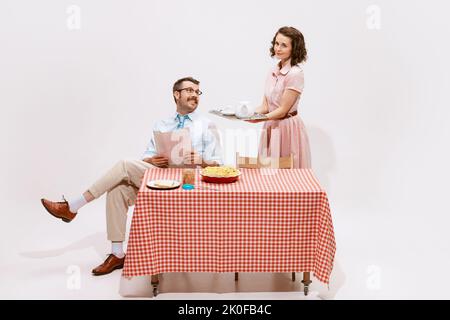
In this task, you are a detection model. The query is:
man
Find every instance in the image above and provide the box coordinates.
[41,77,223,275]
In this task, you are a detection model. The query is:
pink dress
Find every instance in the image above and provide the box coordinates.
[258,62,311,168]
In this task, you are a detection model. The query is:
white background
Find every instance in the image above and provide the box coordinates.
[1,0,450,299]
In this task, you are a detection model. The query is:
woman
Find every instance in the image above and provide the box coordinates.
[248,26,311,168]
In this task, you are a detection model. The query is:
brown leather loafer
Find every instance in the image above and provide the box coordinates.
[92,254,125,276]
[41,198,77,223]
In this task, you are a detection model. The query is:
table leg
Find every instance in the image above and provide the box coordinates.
[151,274,159,297]
[302,272,312,296]
[235,272,239,281]
[292,272,295,281]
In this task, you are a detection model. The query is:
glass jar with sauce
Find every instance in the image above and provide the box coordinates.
[182,168,195,189]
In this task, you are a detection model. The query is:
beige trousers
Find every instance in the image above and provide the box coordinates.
[88,159,153,242]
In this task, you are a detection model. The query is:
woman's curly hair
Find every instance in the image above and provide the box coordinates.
[270,26,307,66]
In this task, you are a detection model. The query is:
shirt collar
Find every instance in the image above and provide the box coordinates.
[173,109,199,122]
[272,59,293,76]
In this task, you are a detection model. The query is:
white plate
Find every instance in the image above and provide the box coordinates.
[221,110,235,116]
[147,179,181,190]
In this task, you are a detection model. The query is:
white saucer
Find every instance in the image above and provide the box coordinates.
[147,179,181,190]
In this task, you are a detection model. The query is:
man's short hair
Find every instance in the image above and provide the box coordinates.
[173,77,200,96]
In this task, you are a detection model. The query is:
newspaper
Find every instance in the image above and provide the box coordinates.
[153,128,192,167]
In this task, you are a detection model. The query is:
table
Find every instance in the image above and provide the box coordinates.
[122,167,336,296]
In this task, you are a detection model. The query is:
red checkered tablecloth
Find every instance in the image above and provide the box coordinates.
[122,168,336,284]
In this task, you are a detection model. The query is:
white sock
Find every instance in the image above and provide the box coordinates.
[111,242,125,258]
[68,195,88,214]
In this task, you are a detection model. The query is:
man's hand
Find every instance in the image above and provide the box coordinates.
[183,151,203,167]
[143,156,169,168]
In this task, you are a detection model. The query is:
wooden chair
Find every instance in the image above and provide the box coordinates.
[235,152,293,169]
[235,153,306,285]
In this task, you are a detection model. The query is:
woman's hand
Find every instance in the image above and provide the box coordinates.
[245,113,270,123]
[245,118,269,123]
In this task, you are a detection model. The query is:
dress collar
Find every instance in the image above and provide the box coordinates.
[272,59,293,76]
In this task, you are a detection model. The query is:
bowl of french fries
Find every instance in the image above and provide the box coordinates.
[200,166,241,183]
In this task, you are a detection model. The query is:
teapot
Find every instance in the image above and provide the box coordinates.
[235,101,254,119]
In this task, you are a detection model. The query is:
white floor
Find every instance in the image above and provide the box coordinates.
[2,200,450,300]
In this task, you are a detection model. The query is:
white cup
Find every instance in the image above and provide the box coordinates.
[222,105,235,114]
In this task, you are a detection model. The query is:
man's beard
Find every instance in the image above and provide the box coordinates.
[185,97,198,108]
[187,97,198,104]
[178,97,198,112]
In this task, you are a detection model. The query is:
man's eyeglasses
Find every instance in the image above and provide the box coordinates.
[177,87,203,96]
